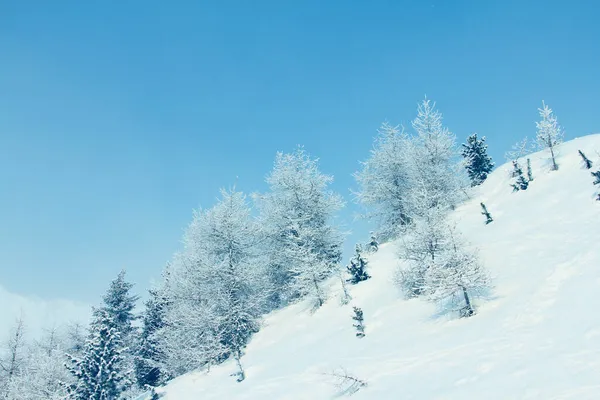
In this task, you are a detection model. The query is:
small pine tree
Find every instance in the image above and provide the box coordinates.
[579,150,593,169]
[461,133,495,186]
[593,170,600,186]
[510,160,529,192]
[351,307,365,338]
[64,309,130,400]
[592,170,600,200]
[526,158,534,182]
[367,232,379,253]
[480,203,493,225]
[346,245,371,284]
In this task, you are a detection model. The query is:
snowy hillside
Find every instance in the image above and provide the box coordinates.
[159,135,600,400]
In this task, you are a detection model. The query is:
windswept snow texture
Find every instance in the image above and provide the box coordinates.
[161,135,600,399]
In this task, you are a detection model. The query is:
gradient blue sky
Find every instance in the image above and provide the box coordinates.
[1,1,599,304]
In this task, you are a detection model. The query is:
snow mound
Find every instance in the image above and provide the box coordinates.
[160,134,600,400]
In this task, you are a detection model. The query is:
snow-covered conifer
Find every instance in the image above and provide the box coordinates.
[480,203,493,225]
[510,161,529,192]
[536,101,564,171]
[98,270,139,341]
[351,307,365,338]
[64,309,131,400]
[354,123,414,240]
[593,170,600,186]
[461,133,494,186]
[254,147,344,308]
[526,158,534,182]
[579,150,593,169]
[346,245,370,285]
[134,284,169,389]
[367,232,379,253]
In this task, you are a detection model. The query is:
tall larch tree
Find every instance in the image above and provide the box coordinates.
[254,147,344,309]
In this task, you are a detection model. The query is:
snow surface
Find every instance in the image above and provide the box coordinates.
[159,135,600,400]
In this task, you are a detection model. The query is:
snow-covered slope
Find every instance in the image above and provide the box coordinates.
[160,135,600,400]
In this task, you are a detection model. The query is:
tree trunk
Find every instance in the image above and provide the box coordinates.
[461,286,474,317]
[235,352,245,382]
[550,145,558,171]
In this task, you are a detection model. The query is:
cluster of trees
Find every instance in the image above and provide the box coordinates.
[3,98,579,398]
[354,98,493,316]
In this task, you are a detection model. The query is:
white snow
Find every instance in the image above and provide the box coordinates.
[160,134,600,399]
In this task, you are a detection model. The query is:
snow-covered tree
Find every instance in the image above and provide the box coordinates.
[397,206,448,298]
[65,322,87,357]
[0,316,27,397]
[536,101,563,171]
[346,245,370,285]
[254,147,344,308]
[64,309,131,400]
[526,158,534,182]
[160,189,266,380]
[505,137,532,164]
[4,328,71,400]
[579,150,593,169]
[134,284,169,389]
[510,160,529,192]
[461,133,494,186]
[337,270,352,305]
[398,208,490,315]
[480,203,493,225]
[351,307,365,338]
[593,170,600,201]
[354,123,414,240]
[409,98,466,215]
[367,232,378,253]
[423,227,491,317]
[593,170,600,186]
[98,270,139,342]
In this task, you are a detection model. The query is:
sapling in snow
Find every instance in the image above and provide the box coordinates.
[526,158,534,182]
[510,161,528,192]
[367,232,379,253]
[346,244,371,284]
[480,203,493,225]
[579,150,593,169]
[536,101,563,171]
[352,307,365,338]
[592,170,600,201]
[593,170,600,185]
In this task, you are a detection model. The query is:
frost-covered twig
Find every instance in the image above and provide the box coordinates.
[323,367,367,396]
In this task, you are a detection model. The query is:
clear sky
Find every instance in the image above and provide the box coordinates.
[1,0,599,305]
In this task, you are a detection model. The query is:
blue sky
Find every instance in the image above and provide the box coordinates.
[1,0,599,304]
